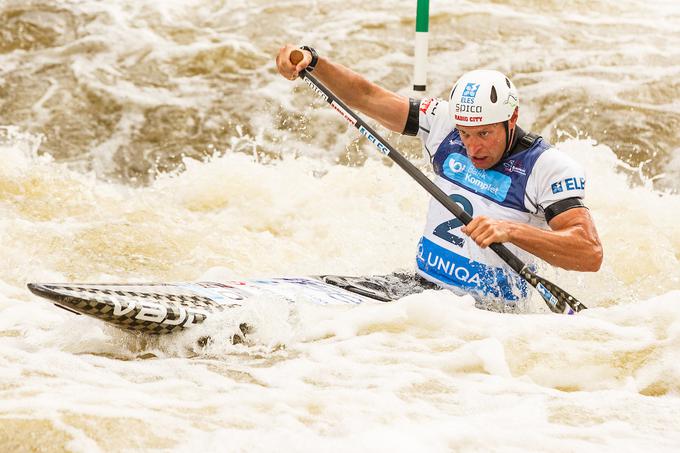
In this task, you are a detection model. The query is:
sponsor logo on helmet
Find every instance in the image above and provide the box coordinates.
[462,83,480,99]
[505,93,519,109]
[455,83,483,121]
[455,115,483,123]
[459,83,481,109]
[455,104,482,114]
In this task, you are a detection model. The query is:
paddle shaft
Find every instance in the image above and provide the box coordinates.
[289,50,585,314]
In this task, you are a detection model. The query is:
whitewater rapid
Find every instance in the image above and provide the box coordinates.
[2,124,680,451]
[1,0,680,451]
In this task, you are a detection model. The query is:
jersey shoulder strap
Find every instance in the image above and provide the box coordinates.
[514,131,541,153]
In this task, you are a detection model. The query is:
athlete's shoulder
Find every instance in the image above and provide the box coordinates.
[417,98,455,149]
[418,97,451,129]
[533,144,585,174]
[418,97,447,117]
[529,144,587,207]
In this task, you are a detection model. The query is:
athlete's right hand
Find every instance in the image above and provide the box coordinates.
[275,44,312,80]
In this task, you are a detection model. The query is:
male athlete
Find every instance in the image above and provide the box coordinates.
[275,45,603,307]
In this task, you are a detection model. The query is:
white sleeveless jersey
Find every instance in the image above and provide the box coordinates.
[415,98,587,301]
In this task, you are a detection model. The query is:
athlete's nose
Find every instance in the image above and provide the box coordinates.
[464,136,484,156]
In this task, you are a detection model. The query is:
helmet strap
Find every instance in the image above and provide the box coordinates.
[503,121,516,158]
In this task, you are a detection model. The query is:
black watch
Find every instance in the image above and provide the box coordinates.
[300,46,319,72]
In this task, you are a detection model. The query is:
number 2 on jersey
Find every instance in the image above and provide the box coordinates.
[433,194,473,247]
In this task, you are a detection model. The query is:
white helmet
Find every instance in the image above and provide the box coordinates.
[448,70,519,127]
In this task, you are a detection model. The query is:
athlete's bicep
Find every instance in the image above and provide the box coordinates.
[547,206,590,230]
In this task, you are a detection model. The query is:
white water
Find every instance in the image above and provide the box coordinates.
[1,0,680,451]
[2,126,680,451]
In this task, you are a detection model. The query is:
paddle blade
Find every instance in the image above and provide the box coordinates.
[520,268,587,314]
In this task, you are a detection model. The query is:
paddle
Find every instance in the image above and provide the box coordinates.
[289,50,586,314]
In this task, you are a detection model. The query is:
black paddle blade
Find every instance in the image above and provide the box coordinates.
[519,269,587,314]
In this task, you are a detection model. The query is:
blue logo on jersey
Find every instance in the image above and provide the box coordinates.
[462,83,480,99]
[442,154,512,202]
[552,177,585,194]
[565,177,586,191]
[416,237,527,300]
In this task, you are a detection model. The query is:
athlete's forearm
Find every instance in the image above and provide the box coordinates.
[506,221,602,271]
[311,57,371,110]
[310,57,409,133]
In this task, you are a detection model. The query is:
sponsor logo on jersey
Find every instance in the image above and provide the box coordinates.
[503,160,527,176]
[416,237,527,300]
[442,154,512,202]
[420,97,440,115]
[551,177,585,194]
[417,238,483,287]
[566,177,586,190]
[420,97,433,113]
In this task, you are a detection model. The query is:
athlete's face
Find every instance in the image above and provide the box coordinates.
[456,109,519,169]
[456,122,507,169]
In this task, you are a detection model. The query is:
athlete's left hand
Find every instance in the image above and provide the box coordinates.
[461,216,512,248]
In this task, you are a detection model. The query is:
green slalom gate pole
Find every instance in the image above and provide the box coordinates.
[413,0,430,91]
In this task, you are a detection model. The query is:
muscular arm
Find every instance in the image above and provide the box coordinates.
[462,207,603,271]
[276,44,410,133]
